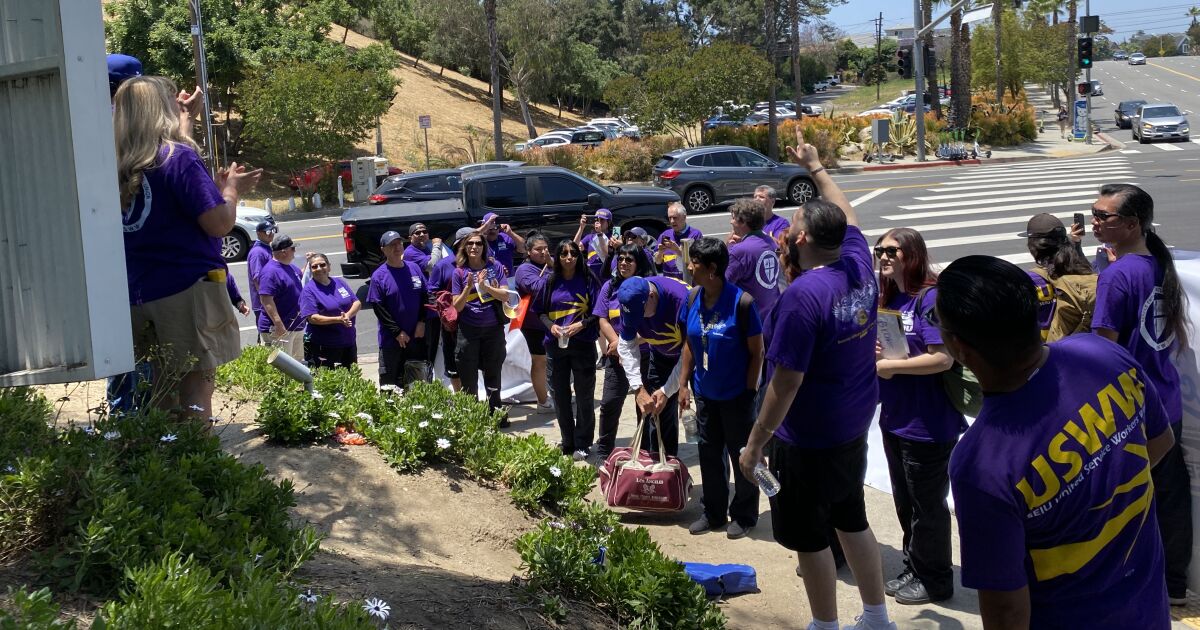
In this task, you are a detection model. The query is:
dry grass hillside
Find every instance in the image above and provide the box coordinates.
[333,25,588,170]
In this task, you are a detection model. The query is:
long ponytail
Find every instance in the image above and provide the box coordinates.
[1146,230,1190,350]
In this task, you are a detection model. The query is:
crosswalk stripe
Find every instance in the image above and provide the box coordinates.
[939,170,1134,187]
[964,160,1129,175]
[1191,139,1200,144]
[924,230,1037,249]
[1121,149,1142,153]
[970,155,1129,170]
[863,211,1076,236]
[899,190,1114,211]
[996,252,1035,265]
[947,167,1133,183]
[913,183,1118,201]
[883,197,1096,221]
[851,187,890,206]
[931,175,1137,194]
[1154,143,1185,151]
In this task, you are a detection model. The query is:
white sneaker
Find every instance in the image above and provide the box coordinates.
[572,449,589,461]
[842,616,897,630]
[537,400,555,412]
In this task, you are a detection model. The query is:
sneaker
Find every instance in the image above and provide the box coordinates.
[894,577,952,605]
[689,517,719,535]
[842,617,897,630]
[537,399,555,412]
[884,568,914,597]
[572,449,589,461]
[727,522,753,540]
[1170,593,1189,606]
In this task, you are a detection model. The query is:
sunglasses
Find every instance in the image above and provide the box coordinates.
[559,250,578,257]
[617,255,636,263]
[874,246,901,258]
[411,229,428,236]
[1091,207,1123,222]
[465,241,484,248]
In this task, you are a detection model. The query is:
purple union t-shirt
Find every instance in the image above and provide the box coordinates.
[451,261,509,328]
[763,213,791,240]
[515,261,551,332]
[532,273,599,345]
[256,260,304,331]
[121,144,226,305]
[1093,254,1183,422]
[299,277,358,347]
[950,334,1170,629]
[656,225,703,278]
[487,232,517,273]
[246,240,273,312]
[619,276,690,357]
[764,225,878,448]
[726,232,781,321]
[368,261,429,348]
[878,288,966,443]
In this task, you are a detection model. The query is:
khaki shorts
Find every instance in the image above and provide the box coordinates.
[266,330,304,360]
[131,278,240,372]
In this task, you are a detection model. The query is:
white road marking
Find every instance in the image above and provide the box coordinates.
[898,190,1117,211]
[929,174,1137,194]
[1120,149,1142,153]
[863,212,1076,237]
[1154,143,1184,151]
[969,155,1127,171]
[942,169,1135,186]
[923,230,1044,249]
[957,161,1129,176]
[996,252,1035,265]
[911,183,1117,201]
[884,198,1097,221]
[851,188,890,206]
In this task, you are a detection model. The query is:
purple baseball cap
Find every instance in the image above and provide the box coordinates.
[481,212,500,224]
[595,208,613,221]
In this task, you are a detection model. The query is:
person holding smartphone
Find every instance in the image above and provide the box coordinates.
[655,202,702,279]
[575,209,613,279]
[1019,213,1096,341]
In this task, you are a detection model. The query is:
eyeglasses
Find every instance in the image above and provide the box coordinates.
[616,256,636,263]
[465,241,484,248]
[559,251,577,258]
[1091,207,1123,222]
[310,263,328,270]
[874,246,901,258]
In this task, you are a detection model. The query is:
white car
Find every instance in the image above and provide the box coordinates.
[813,81,830,92]
[1129,52,1147,65]
[858,107,895,117]
[515,135,569,152]
[222,204,272,263]
[588,117,640,139]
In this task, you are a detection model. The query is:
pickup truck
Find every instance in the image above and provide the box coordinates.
[339,165,679,277]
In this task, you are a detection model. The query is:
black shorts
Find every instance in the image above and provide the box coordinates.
[521,326,546,356]
[768,434,870,553]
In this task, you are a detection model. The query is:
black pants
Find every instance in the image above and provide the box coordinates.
[597,352,649,458]
[440,324,459,379]
[696,390,759,528]
[549,339,598,453]
[378,338,427,388]
[455,323,505,411]
[425,317,442,366]
[882,431,956,596]
[306,341,357,369]
[642,350,681,458]
[1155,422,1192,598]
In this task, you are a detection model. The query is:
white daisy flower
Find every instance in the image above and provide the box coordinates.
[298,589,318,604]
[412,404,425,410]
[395,427,406,434]
[356,412,372,421]
[329,411,341,419]
[418,420,429,429]
[103,431,120,441]
[363,597,391,620]
[548,465,562,478]
[83,426,96,435]
[432,413,444,420]
[160,433,178,443]
[548,521,566,530]
[3,465,15,474]
[311,391,324,399]
[436,438,451,450]
[188,404,205,412]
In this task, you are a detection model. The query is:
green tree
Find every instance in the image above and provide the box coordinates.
[239,61,397,175]
[369,0,432,58]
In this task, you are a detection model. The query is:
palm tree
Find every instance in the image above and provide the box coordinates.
[486,0,503,159]
[949,3,971,126]
[993,0,1003,101]
[1189,6,1200,23]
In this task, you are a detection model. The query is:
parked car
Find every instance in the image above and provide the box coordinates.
[754,100,797,111]
[221,204,273,263]
[1090,80,1103,96]
[651,145,819,215]
[752,106,799,120]
[287,160,403,192]
[704,114,743,130]
[797,104,823,116]
[516,135,570,152]
[812,81,830,92]
[339,166,677,276]
[1132,103,1189,143]
[588,117,641,139]
[367,169,463,205]
[1113,51,1128,60]
[824,75,840,85]
[1113,100,1147,129]
[1129,52,1146,65]
[859,107,895,117]
[568,129,608,147]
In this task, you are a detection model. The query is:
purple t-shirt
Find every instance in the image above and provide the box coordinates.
[656,225,703,278]
[763,213,791,240]
[451,261,509,327]
[487,232,517,273]
[299,277,358,347]
[1027,270,1057,341]
[877,289,966,442]
[246,240,273,312]
[581,232,609,279]
[532,273,599,345]
[950,334,1169,630]
[368,261,429,348]
[1093,254,1183,422]
[619,276,691,357]
[764,225,878,448]
[726,232,781,321]
[121,144,226,305]
[256,260,304,331]
[515,261,551,332]
[429,255,457,292]
[404,243,432,276]
[594,279,624,336]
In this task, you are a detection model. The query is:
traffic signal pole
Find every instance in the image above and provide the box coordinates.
[1085,0,1092,144]
[914,0,926,162]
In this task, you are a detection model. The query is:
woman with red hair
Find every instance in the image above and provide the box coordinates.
[873,228,966,606]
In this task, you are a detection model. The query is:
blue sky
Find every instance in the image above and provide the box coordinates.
[825,1,1200,41]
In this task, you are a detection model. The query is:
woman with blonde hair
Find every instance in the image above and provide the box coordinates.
[115,75,260,419]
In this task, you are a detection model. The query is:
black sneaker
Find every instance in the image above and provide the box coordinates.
[885,568,914,597]
[894,577,952,605]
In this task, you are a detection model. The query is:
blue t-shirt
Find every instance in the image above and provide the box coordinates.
[532,273,599,345]
[404,243,432,276]
[256,260,304,331]
[368,261,429,348]
[763,213,791,240]
[764,225,878,448]
[246,240,273,311]
[121,144,226,305]
[683,283,762,401]
[877,289,966,442]
[451,261,509,327]
[299,277,358,347]
[950,334,1170,630]
[581,232,609,279]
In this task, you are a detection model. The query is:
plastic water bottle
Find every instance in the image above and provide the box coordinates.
[740,447,780,497]
[681,411,699,443]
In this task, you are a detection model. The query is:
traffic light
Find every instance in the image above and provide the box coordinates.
[1078,37,1093,69]
[897,46,912,79]
[1078,81,1092,96]
[924,44,937,74]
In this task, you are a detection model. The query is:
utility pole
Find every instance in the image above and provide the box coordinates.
[875,12,884,101]
[914,0,926,161]
[187,0,217,177]
[1085,0,1093,145]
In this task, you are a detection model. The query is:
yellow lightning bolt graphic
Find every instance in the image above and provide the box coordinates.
[549,292,592,322]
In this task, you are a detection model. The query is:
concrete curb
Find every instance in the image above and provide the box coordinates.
[832,141,1115,175]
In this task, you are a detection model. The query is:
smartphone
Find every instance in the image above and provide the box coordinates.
[612,226,622,238]
[1073,212,1085,229]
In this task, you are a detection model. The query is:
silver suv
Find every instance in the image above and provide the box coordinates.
[1133,103,1190,143]
[652,145,818,214]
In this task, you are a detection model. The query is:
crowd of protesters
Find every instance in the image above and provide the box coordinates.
[111,47,1192,628]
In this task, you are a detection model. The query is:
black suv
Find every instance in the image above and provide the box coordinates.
[652,145,818,214]
[367,169,463,205]
[1114,100,1147,129]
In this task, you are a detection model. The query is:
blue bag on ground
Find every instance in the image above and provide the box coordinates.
[683,562,758,597]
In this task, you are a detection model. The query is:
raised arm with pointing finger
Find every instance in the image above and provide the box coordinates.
[785,127,857,227]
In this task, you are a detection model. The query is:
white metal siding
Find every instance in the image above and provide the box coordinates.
[0,0,133,385]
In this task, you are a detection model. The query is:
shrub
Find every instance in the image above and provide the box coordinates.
[517,135,685,183]
[0,388,59,562]
[499,435,596,513]
[969,92,1038,146]
[0,586,76,629]
[215,345,287,400]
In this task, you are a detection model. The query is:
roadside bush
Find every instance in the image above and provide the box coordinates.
[0,388,59,562]
[0,586,75,628]
[969,92,1038,146]
[518,135,684,183]
[500,434,596,513]
[705,118,850,167]
[216,345,286,401]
